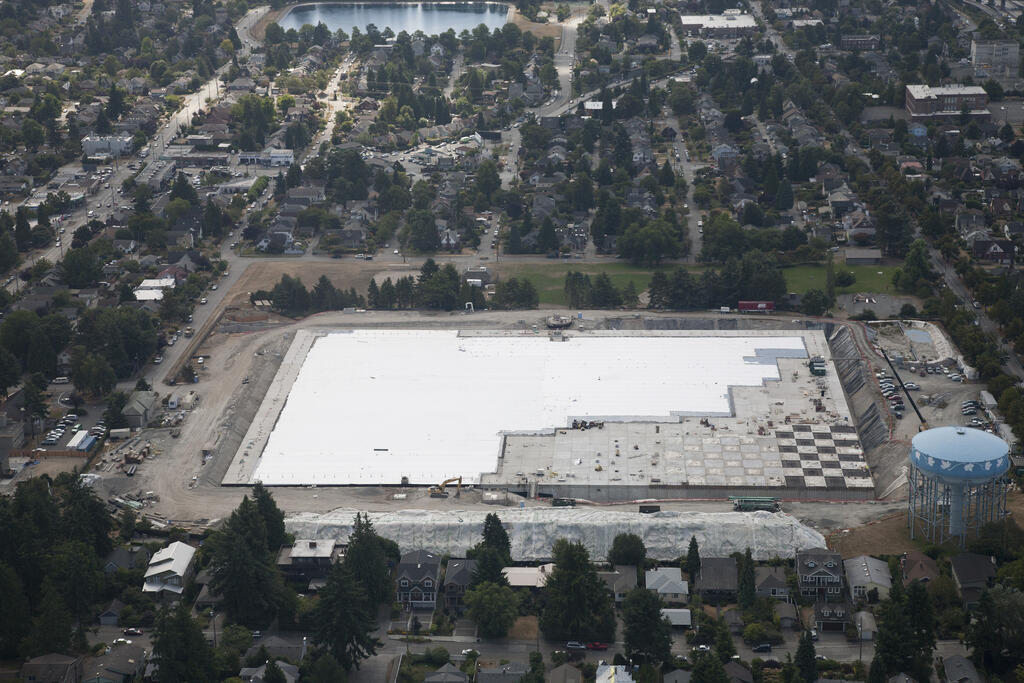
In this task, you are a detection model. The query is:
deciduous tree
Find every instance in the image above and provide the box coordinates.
[465,581,520,639]
[622,587,671,665]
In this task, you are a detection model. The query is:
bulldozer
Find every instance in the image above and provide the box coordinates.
[429,476,462,498]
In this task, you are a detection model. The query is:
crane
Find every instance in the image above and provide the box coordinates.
[429,476,462,498]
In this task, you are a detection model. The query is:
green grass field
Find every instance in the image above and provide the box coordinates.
[495,261,669,306]
[781,264,900,295]
[495,261,901,306]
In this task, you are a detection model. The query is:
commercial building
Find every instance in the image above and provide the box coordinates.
[840,35,880,51]
[238,148,295,166]
[679,11,758,37]
[82,134,134,158]
[971,38,1019,75]
[905,84,990,120]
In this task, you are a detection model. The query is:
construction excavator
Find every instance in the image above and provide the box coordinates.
[429,476,462,498]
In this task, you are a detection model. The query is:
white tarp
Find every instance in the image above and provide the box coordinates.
[253,331,806,485]
[285,508,826,561]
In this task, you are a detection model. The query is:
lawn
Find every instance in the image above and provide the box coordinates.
[495,261,672,306]
[495,261,901,306]
[780,264,900,295]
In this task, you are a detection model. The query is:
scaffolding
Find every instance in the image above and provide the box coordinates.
[907,460,1009,548]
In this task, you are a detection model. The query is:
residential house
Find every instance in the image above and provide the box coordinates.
[425,663,469,683]
[142,541,196,598]
[901,551,939,586]
[724,662,754,683]
[276,540,343,583]
[951,553,996,609]
[796,548,843,600]
[711,144,739,168]
[774,602,798,630]
[664,672,692,683]
[478,663,528,683]
[238,662,299,683]
[102,546,150,575]
[972,239,1015,264]
[397,550,441,608]
[20,654,82,683]
[755,566,790,600]
[598,565,637,606]
[944,655,983,683]
[695,558,738,603]
[844,555,892,601]
[98,599,124,626]
[645,567,689,606]
[122,391,160,428]
[955,208,987,236]
[828,186,857,217]
[243,636,306,664]
[547,663,583,683]
[813,600,851,632]
[443,558,477,613]
[596,665,635,683]
[81,643,146,683]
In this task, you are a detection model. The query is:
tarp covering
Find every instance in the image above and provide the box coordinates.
[285,508,826,561]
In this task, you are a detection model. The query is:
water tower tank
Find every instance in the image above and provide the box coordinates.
[908,426,1010,544]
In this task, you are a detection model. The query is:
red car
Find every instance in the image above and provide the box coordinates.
[586,642,609,651]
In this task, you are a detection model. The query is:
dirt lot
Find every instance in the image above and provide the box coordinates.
[227,259,409,308]
[508,616,539,641]
[510,10,564,44]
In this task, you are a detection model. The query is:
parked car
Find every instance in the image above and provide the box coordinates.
[587,643,609,651]
[566,641,586,650]
[123,628,143,636]
[752,644,772,653]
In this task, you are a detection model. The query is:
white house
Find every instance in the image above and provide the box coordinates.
[143,541,196,597]
[844,555,892,601]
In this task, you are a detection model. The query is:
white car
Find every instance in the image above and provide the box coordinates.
[200,297,208,305]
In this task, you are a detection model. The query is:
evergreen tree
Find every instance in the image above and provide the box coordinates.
[367,278,379,308]
[209,496,286,627]
[540,539,616,641]
[692,651,729,683]
[14,207,31,252]
[608,533,646,566]
[685,535,701,579]
[538,217,559,253]
[659,160,676,187]
[481,513,511,562]
[252,482,287,553]
[20,581,72,658]
[622,588,672,665]
[263,659,287,683]
[0,562,30,658]
[312,562,381,671]
[795,630,817,683]
[738,547,755,609]
[471,545,509,587]
[153,602,216,683]
[775,178,794,210]
[343,512,393,604]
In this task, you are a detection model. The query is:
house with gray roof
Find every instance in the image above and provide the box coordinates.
[695,558,737,603]
[122,391,160,428]
[19,654,82,683]
[425,663,469,683]
[600,565,638,605]
[477,663,527,683]
[645,567,688,606]
[755,566,789,600]
[397,550,441,608]
[547,663,583,683]
[443,558,477,613]
[844,555,892,601]
[944,656,982,683]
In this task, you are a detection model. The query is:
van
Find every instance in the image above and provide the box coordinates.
[52,377,70,384]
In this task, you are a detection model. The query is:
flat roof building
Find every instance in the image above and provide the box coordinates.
[905,85,989,120]
[679,12,758,37]
[971,38,1019,75]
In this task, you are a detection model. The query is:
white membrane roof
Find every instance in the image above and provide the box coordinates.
[250,330,807,485]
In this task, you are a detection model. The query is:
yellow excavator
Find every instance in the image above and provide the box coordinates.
[429,476,462,498]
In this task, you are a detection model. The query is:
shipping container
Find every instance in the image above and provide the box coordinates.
[109,428,132,440]
[737,301,775,313]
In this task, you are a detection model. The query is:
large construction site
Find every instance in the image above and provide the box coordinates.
[216,321,882,502]
[71,297,1000,557]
